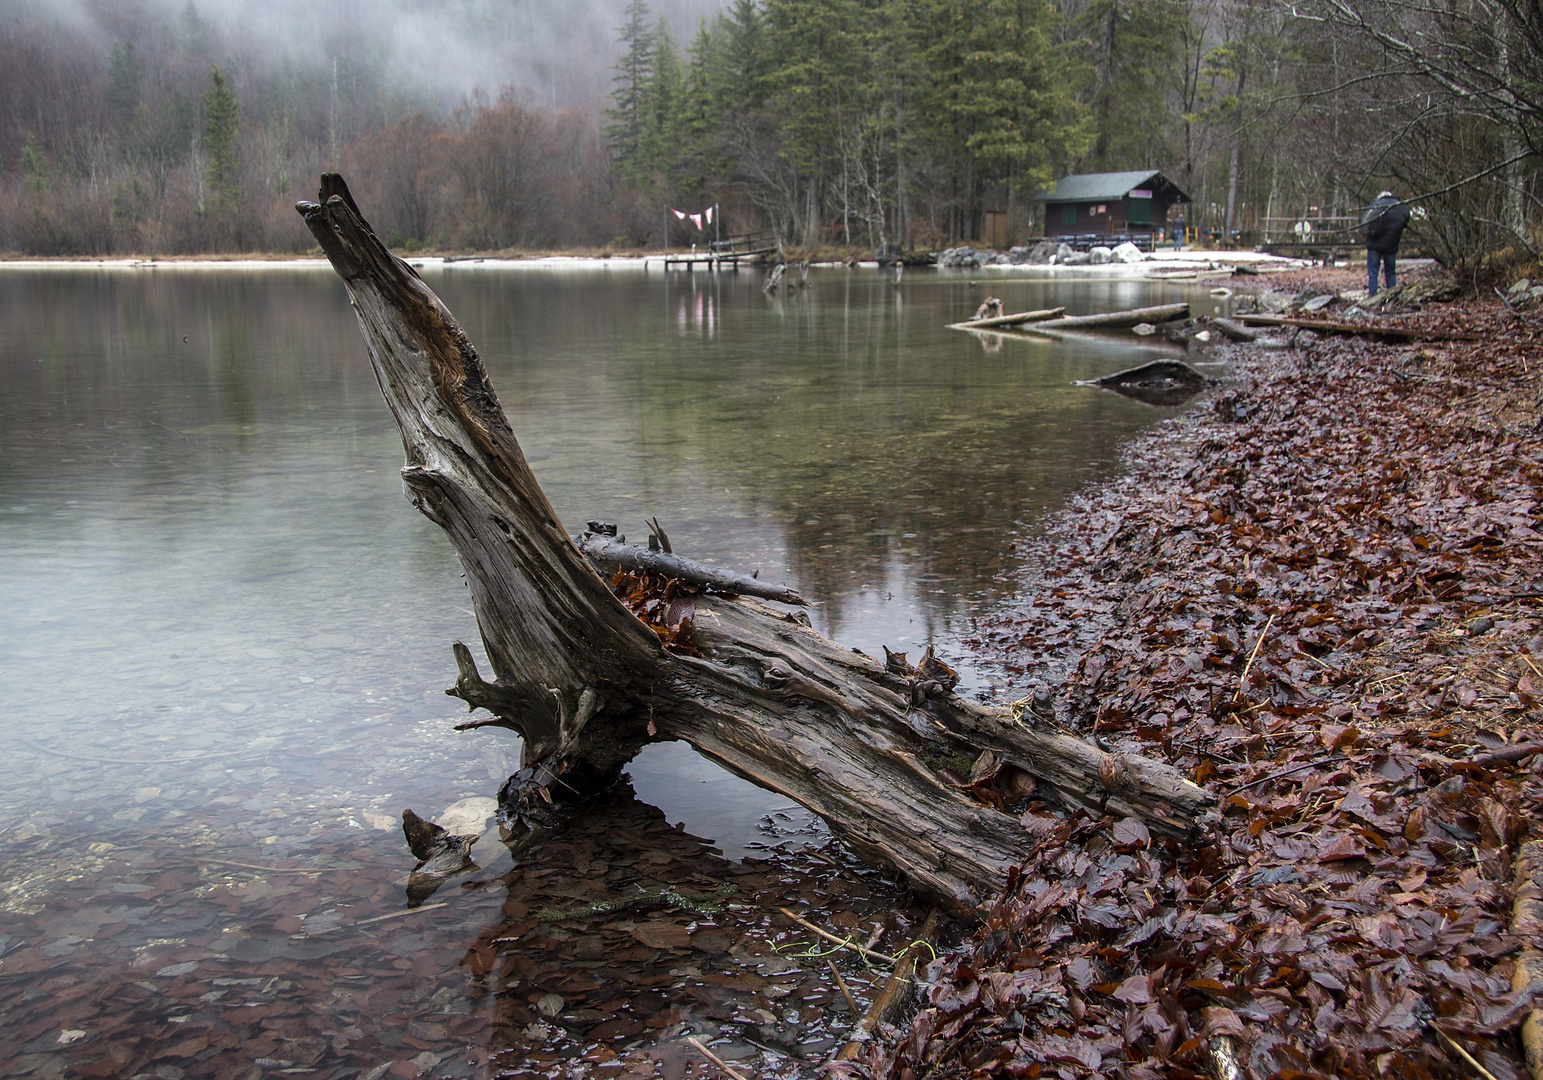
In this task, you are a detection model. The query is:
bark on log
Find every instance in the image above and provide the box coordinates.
[1210,317,1260,343]
[295,174,1212,917]
[948,306,1066,330]
[1235,313,1485,343]
[575,530,807,606]
[1028,302,1190,331]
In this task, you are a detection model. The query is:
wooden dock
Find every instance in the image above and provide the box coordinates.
[663,231,778,270]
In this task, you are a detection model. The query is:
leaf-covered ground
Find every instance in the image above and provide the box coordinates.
[862,287,1543,1079]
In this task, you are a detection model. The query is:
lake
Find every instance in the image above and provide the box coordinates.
[0,262,1216,1079]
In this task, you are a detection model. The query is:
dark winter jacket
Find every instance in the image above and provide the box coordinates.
[1361,195,1411,254]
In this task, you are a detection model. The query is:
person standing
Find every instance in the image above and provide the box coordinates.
[1361,190,1411,296]
[1170,210,1185,251]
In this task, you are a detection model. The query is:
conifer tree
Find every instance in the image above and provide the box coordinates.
[20,133,48,197]
[107,39,141,131]
[672,19,729,196]
[606,0,656,177]
[639,21,684,179]
[203,64,242,214]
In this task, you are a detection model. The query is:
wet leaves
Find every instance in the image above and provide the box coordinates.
[612,571,701,654]
[925,299,1543,1079]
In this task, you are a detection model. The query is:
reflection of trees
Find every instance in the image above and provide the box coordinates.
[456,272,1171,633]
[0,269,1171,637]
[0,270,364,498]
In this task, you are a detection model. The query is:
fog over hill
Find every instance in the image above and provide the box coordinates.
[3,0,723,109]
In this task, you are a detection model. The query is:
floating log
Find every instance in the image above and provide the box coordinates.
[575,530,806,607]
[1077,360,1208,407]
[1031,302,1190,331]
[949,305,1065,330]
[1235,313,1485,343]
[294,174,1212,918]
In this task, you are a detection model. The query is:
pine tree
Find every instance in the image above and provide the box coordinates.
[638,21,684,178]
[916,0,1089,237]
[672,19,730,196]
[1077,0,1182,168]
[722,0,769,110]
[179,0,208,54]
[763,0,866,242]
[107,39,141,131]
[203,64,242,214]
[606,0,657,176]
[19,133,48,197]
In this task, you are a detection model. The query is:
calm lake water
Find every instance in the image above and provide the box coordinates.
[0,263,1215,1079]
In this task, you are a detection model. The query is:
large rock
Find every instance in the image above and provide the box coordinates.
[1011,241,1058,265]
[937,246,983,268]
[1059,251,1092,266]
[1111,242,1145,263]
[1089,246,1113,264]
[1055,243,1075,264]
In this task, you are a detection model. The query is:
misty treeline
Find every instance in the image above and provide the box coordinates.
[0,0,617,255]
[1,0,1537,261]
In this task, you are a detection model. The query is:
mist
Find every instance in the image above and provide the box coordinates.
[3,0,725,110]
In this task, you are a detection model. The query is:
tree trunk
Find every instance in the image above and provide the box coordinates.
[295,174,1213,918]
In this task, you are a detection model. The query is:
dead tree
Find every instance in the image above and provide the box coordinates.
[295,176,1211,916]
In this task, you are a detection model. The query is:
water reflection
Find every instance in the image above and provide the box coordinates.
[0,263,1202,1077]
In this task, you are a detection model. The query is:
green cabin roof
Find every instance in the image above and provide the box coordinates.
[1033,170,1189,203]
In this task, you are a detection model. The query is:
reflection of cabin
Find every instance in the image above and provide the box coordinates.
[1034,170,1190,241]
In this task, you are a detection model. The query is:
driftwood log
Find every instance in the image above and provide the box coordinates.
[948,306,1065,330]
[1029,302,1190,331]
[295,175,1211,916]
[576,530,807,607]
[1236,313,1485,343]
[950,303,1187,335]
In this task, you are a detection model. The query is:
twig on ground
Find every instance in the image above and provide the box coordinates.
[190,857,332,874]
[1428,1023,1502,1080]
[827,958,861,1017]
[1223,754,1342,796]
[356,903,449,926]
[778,907,899,964]
[1233,613,1276,701]
[688,1035,751,1080]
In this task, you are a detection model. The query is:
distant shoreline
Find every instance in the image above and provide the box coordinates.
[0,248,1313,276]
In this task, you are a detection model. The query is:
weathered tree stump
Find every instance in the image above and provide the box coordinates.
[295,174,1212,916]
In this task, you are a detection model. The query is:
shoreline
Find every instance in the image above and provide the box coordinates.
[888,282,1543,1078]
[0,248,1325,278]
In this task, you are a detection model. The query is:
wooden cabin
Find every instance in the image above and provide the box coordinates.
[1034,170,1191,242]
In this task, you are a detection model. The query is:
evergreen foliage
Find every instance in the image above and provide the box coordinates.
[108,39,141,128]
[203,64,242,214]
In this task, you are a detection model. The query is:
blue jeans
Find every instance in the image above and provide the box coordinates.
[1173,230,1183,251]
[1367,248,1396,295]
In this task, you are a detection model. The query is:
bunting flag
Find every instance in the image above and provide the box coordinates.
[668,206,717,230]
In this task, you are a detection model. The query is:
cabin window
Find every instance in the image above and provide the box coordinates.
[1061,204,1077,226]
[1127,194,1152,225]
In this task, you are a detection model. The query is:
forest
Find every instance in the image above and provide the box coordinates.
[0,0,1536,261]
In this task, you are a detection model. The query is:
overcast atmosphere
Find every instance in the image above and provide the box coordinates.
[3,0,725,107]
